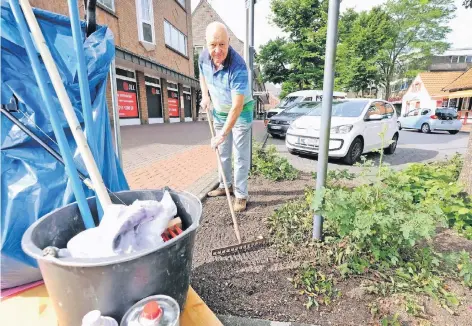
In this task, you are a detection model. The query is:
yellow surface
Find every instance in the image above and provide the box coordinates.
[445,89,472,98]
[0,284,222,326]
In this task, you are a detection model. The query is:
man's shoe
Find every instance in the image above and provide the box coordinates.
[208,186,233,197]
[234,198,247,212]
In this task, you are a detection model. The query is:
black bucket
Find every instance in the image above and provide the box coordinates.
[21,189,201,326]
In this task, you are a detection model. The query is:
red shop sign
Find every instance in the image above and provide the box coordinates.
[117,80,139,118]
[168,90,179,117]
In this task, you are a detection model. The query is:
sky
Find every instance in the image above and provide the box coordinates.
[191,0,472,52]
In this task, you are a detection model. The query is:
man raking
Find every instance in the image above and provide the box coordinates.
[198,22,254,212]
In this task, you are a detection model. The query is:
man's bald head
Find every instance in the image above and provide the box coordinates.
[205,22,230,67]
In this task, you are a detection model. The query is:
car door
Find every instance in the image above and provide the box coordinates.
[362,101,384,151]
[414,109,432,129]
[384,103,397,141]
[402,109,420,128]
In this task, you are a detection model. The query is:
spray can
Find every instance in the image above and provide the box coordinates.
[120,295,180,326]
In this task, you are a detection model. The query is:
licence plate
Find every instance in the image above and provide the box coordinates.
[300,137,318,147]
[441,121,453,124]
[270,125,282,130]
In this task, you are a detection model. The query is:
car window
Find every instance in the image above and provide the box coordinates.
[435,108,458,119]
[366,102,386,118]
[407,109,419,117]
[308,100,369,117]
[385,103,395,119]
[285,102,321,114]
[421,109,431,116]
[278,96,303,107]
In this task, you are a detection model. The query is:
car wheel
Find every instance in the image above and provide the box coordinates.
[397,121,402,130]
[448,130,459,135]
[421,123,431,134]
[288,148,296,155]
[384,133,398,155]
[343,137,363,165]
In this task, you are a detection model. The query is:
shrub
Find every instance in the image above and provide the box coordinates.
[251,142,299,181]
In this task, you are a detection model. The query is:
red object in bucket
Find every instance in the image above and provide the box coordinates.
[140,301,163,322]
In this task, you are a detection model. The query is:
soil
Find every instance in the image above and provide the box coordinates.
[191,173,472,325]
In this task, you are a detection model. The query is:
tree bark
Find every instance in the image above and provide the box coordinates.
[460,130,472,193]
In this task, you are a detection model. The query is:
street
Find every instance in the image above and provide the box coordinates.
[252,120,469,172]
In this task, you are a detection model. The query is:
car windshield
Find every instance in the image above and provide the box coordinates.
[308,100,369,117]
[285,102,320,114]
[278,96,303,107]
[435,108,458,119]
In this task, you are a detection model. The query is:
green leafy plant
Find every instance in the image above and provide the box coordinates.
[266,126,469,312]
[251,142,299,181]
[290,265,340,309]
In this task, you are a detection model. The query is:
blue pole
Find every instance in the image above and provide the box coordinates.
[9,0,95,229]
[67,0,97,157]
[67,0,104,219]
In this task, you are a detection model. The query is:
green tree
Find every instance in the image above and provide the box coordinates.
[258,0,328,92]
[336,7,391,95]
[378,0,455,100]
[256,38,290,85]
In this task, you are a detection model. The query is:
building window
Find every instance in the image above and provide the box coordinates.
[164,20,188,57]
[98,0,114,11]
[136,0,155,47]
[176,0,186,8]
[116,68,139,119]
[194,46,204,57]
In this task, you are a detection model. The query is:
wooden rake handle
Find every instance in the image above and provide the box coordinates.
[206,110,242,244]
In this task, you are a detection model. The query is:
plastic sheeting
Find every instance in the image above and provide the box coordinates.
[1,1,129,289]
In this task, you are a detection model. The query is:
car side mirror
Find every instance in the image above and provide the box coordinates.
[367,114,383,121]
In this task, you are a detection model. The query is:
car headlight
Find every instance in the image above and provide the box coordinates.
[331,124,353,134]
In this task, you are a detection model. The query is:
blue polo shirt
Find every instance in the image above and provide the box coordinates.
[198,46,254,124]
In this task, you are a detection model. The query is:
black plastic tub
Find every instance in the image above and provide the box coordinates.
[21,189,201,326]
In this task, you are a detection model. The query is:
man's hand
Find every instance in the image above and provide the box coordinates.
[211,133,226,149]
[200,96,211,113]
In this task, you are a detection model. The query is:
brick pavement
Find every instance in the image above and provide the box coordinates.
[119,122,219,197]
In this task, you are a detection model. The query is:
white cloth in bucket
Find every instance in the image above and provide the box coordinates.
[66,191,177,258]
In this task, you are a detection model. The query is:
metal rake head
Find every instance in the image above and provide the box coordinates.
[211,236,268,257]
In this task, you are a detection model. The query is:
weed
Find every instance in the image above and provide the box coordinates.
[291,264,340,310]
[251,142,299,181]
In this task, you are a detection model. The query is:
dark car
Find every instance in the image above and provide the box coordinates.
[267,101,321,138]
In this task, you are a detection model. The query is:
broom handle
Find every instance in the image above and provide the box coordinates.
[206,110,242,244]
[19,0,112,209]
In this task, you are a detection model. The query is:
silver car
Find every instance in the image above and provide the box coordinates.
[398,107,462,134]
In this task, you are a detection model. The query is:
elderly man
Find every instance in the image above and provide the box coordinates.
[198,22,254,212]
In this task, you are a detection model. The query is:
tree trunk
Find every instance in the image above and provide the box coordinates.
[460,130,472,194]
[384,81,391,101]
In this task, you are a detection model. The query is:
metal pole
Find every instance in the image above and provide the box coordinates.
[248,0,255,167]
[313,0,341,240]
[67,0,97,159]
[109,59,123,168]
[1,108,93,189]
[9,0,95,229]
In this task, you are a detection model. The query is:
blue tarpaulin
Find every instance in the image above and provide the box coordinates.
[1,1,129,289]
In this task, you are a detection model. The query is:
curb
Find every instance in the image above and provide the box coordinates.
[218,315,319,326]
[196,174,219,202]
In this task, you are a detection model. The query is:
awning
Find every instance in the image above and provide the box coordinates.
[445,90,472,99]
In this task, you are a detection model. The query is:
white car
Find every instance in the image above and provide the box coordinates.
[285,99,399,165]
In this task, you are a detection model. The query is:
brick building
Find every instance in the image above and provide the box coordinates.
[30,0,199,126]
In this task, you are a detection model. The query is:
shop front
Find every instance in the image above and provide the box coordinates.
[145,76,164,124]
[116,67,140,126]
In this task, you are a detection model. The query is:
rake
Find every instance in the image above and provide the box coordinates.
[205,109,269,256]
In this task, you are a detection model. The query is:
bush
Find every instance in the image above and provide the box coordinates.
[251,142,299,181]
[267,152,471,312]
